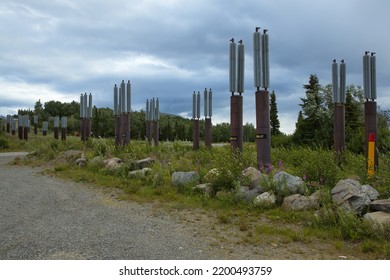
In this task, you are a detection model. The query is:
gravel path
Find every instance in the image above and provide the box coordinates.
[0,153,209,260]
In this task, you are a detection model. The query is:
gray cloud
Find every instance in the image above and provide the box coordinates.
[1,0,389,134]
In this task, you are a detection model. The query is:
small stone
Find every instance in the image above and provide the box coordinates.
[369,199,390,213]
[282,194,319,211]
[172,171,200,187]
[364,211,390,226]
[253,192,276,207]
[136,157,155,169]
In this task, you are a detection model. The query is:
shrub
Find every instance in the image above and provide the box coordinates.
[0,138,9,149]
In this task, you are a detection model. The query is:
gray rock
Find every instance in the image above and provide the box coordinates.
[370,199,390,213]
[172,171,200,187]
[273,171,307,195]
[104,159,121,169]
[75,154,87,167]
[331,179,377,215]
[129,168,152,178]
[282,194,319,211]
[136,157,155,169]
[236,186,265,203]
[242,167,269,189]
[253,192,276,207]
[362,184,380,200]
[364,211,390,227]
[89,156,104,167]
[193,183,213,196]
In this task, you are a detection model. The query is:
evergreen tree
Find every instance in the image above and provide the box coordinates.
[294,74,332,147]
[270,90,281,135]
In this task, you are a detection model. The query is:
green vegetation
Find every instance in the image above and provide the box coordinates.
[2,131,390,259]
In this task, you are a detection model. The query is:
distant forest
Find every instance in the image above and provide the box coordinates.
[13,75,390,153]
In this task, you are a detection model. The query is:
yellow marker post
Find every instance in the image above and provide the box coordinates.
[367,132,375,178]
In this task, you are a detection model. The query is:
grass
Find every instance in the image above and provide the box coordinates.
[2,131,390,259]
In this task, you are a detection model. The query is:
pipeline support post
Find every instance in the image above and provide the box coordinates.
[205,118,212,149]
[193,119,200,150]
[365,101,378,174]
[230,94,243,153]
[255,90,271,169]
[334,104,345,163]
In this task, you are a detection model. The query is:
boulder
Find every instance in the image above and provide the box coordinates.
[172,171,200,187]
[273,171,307,195]
[253,192,276,207]
[282,194,319,211]
[103,158,122,169]
[193,183,213,196]
[89,156,104,168]
[364,211,390,227]
[75,154,87,167]
[129,168,152,178]
[242,167,269,189]
[136,157,155,169]
[370,199,390,213]
[331,179,378,215]
[236,186,265,203]
[362,185,380,200]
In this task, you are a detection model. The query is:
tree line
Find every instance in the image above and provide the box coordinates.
[14,74,390,152]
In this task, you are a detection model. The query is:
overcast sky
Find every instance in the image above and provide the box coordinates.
[1,0,389,134]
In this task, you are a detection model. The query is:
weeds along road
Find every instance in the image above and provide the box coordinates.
[0,153,208,260]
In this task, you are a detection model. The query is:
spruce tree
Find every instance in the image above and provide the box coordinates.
[294,74,332,147]
[270,90,281,135]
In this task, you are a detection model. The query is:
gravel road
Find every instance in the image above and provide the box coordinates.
[0,153,209,260]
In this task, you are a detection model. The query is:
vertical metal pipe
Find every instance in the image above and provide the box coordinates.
[209,88,213,118]
[332,60,339,103]
[370,54,376,100]
[229,39,237,93]
[83,93,87,119]
[237,41,245,94]
[61,117,67,141]
[54,116,59,140]
[339,61,346,103]
[42,121,48,136]
[204,88,208,118]
[253,29,262,88]
[127,80,131,113]
[196,91,201,119]
[155,97,160,121]
[121,80,125,114]
[114,84,118,116]
[363,52,371,100]
[262,31,270,89]
[192,91,196,119]
[88,93,92,118]
[33,115,38,135]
